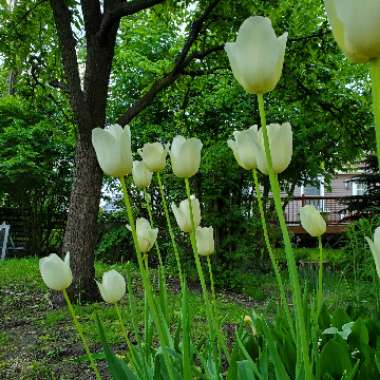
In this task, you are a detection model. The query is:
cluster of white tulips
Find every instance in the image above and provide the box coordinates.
[37,1,380,378]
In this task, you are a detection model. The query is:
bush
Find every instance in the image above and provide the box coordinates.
[96,209,133,263]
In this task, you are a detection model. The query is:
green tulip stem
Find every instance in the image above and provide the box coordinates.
[205,254,230,363]
[62,289,102,380]
[257,94,311,380]
[156,172,184,286]
[369,58,380,170]
[206,255,216,304]
[144,190,164,268]
[184,178,224,366]
[125,263,143,347]
[317,236,324,314]
[144,190,168,320]
[119,176,175,380]
[114,304,137,365]
[251,168,295,341]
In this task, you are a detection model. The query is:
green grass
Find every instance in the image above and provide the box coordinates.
[1,252,378,379]
[274,247,346,264]
[0,257,251,379]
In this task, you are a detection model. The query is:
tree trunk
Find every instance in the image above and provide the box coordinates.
[62,129,103,302]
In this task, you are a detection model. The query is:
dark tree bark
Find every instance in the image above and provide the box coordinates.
[49,0,221,302]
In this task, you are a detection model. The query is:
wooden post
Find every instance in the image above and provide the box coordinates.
[1,222,10,260]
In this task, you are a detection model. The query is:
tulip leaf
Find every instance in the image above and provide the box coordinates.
[237,360,256,380]
[320,337,352,377]
[95,312,138,380]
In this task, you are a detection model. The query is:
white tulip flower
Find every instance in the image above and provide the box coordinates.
[91,124,133,177]
[138,142,168,172]
[170,135,203,178]
[227,125,261,170]
[196,226,215,256]
[96,270,126,304]
[136,217,158,253]
[300,205,327,237]
[256,123,293,175]
[225,16,287,94]
[39,252,73,291]
[325,0,380,63]
[366,226,380,279]
[171,195,201,233]
[132,160,153,189]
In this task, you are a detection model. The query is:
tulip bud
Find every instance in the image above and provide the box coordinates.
[365,226,380,279]
[196,226,215,256]
[39,252,73,291]
[256,123,293,175]
[300,205,326,237]
[171,195,201,233]
[96,270,126,304]
[92,124,133,177]
[325,0,380,63]
[225,16,287,94]
[243,315,257,335]
[138,142,168,172]
[227,125,261,170]
[244,315,252,324]
[132,161,153,189]
[136,217,158,253]
[170,135,203,178]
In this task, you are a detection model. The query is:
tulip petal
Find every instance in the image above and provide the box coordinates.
[170,136,202,178]
[366,237,380,279]
[91,125,133,177]
[324,0,380,63]
[225,16,287,94]
[99,270,126,303]
[373,226,380,253]
[39,253,72,291]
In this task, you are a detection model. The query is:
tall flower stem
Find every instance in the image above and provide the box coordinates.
[125,263,143,348]
[205,255,230,362]
[144,191,165,268]
[251,168,295,342]
[206,256,216,303]
[114,303,145,377]
[144,190,169,320]
[156,172,184,285]
[369,58,380,170]
[119,177,175,380]
[62,289,102,380]
[143,254,151,356]
[317,236,324,314]
[184,178,221,367]
[257,94,312,380]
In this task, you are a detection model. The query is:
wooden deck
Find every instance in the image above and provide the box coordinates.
[283,196,357,234]
[288,224,348,234]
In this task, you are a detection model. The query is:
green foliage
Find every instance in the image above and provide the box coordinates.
[0,96,74,254]
[343,215,380,281]
[228,306,380,380]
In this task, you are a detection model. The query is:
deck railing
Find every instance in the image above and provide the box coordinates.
[283,196,357,226]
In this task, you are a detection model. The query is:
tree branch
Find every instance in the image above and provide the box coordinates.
[117,1,222,125]
[117,45,222,126]
[172,0,221,72]
[97,0,165,40]
[80,0,102,36]
[49,0,90,126]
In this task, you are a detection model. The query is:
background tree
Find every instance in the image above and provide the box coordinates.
[0,0,375,298]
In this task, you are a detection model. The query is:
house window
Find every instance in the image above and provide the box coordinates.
[301,177,325,210]
[352,182,367,196]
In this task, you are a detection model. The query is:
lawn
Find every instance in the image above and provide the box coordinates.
[0,252,377,379]
[0,258,250,379]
